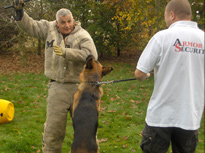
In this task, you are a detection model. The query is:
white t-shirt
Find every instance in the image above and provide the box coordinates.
[137,21,204,130]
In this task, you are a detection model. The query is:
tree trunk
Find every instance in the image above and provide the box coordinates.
[37,39,41,56]
[155,0,160,31]
[117,22,120,57]
[19,31,27,65]
[117,47,120,57]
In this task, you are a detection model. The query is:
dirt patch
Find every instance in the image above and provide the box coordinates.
[0,53,45,76]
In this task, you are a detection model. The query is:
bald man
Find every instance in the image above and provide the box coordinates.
[134,0,204,152]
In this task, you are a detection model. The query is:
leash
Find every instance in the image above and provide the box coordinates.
[4,0,30,9]
[88,78,137,86]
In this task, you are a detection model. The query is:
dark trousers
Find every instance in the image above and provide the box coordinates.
[140,123,198,153]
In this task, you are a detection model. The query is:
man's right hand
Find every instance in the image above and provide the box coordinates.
[13,0,25,10]
[13,0,25,21]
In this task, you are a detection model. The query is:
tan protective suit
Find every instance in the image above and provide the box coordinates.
[16,12,98,152]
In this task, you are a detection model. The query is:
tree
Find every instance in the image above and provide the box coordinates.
[190,0,204,30]
[0,0,19,53]
[0,0,204,60]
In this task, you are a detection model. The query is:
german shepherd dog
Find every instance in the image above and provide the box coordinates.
[71,55,113,153]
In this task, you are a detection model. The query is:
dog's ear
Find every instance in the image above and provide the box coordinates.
[85,55,94,69]
[102,67,113,76]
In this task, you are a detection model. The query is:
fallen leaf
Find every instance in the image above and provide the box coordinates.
[123,136,129,140]
[101,100,105,103]
[4,86,10,91]
[125,116,131,120]
[100,107,106,111]
[130,99,135,103]
[107,110,116,113]
[122,144,127,148]
[32,146,36,149]
[102,121,109,125]
[99,138,108,143]
[115,95,121,99]
[110,97,115,101]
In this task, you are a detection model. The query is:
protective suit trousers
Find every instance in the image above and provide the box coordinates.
[42,81,78,153]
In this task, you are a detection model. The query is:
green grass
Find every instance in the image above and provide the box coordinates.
[0,61,204,153]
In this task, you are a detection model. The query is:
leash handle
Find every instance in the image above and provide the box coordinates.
[4,0,30,9]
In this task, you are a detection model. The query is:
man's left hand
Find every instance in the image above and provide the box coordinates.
[53,45,66,57]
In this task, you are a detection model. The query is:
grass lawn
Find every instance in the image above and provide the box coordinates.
[0,61,204,153]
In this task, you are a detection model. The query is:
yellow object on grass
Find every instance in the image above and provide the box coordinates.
[0,99,14,124]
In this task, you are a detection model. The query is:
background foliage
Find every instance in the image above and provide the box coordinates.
[0,1,204,152]
[0,0,204,59]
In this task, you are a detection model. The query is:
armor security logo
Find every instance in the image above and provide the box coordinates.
[173,38,204,54]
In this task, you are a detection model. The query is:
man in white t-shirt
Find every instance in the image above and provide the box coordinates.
[135,0,204,152]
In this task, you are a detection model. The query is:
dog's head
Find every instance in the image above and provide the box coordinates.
[79,55,113,83]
